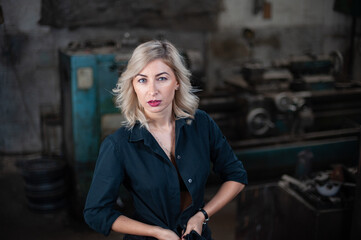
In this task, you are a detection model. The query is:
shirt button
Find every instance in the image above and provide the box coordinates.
[188,178,192,183]
[177,155,181,159]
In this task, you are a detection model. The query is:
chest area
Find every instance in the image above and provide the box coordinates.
[123,134,210,193]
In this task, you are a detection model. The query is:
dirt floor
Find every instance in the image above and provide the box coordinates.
[0,155,238,240]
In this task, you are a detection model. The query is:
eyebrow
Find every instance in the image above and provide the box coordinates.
[156,72,170,77]
[136,74,147,78]
[135,72,170,78]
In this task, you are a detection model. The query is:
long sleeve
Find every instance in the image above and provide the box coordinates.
[206,112,248,185]
[83,136,125,236]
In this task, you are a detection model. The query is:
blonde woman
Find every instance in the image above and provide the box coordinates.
[84,40,247,240]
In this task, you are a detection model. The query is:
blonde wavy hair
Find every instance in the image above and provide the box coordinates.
[113,40,199,129]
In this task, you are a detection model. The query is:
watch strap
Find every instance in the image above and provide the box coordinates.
[198,208,209,223]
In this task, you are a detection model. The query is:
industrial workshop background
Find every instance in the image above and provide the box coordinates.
[1,0,361,240]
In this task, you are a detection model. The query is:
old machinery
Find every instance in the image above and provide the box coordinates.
[59,44,132,215]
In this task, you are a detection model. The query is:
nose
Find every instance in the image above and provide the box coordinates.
[148,81,158,96]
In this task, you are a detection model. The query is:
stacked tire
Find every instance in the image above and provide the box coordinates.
[21,158,67,211]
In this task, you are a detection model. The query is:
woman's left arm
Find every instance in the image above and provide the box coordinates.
[182,180,245,238]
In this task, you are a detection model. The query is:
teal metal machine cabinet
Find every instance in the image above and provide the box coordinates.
[59,47,131,216]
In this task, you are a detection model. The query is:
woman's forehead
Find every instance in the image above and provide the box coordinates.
[137,59,174,75]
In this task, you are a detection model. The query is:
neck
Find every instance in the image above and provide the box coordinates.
[148,116,174,131]
[146,106,175,130]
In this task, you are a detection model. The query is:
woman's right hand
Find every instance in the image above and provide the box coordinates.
[154,227,180,240]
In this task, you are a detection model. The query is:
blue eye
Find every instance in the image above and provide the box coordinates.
[138,78,146,83]
[158,76,167,81]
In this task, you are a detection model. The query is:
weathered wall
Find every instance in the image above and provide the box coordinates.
[0,0,358,153]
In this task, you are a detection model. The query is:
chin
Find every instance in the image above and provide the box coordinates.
[145,107,163,113]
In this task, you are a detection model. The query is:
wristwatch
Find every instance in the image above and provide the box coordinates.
[198,208,209,224]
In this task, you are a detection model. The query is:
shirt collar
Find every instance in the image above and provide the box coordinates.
[128,123,145,142]
[128,117,189,143]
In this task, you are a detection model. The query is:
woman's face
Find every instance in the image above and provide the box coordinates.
[133,59,179,118]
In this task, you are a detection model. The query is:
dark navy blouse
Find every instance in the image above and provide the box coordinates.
[83,110,248,238]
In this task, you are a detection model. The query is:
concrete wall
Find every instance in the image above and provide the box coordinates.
[0,0,358,153]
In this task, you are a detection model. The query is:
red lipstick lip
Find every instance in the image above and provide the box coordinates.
[147,100,161,107]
